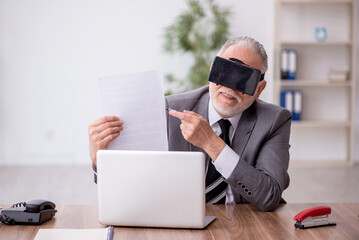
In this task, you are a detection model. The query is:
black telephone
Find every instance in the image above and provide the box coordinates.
[0,199,57,225]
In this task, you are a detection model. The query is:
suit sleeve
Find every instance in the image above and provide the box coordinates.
[226,108,291,211]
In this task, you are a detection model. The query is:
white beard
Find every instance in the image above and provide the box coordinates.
[209,84,255,118]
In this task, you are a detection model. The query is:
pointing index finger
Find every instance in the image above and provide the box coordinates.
[183,110,201,118]
[169,109,185,120]
[169,109,199,123]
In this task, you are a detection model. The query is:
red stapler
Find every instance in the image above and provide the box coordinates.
[294,206,336,229]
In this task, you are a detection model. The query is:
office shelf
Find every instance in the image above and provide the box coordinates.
[289,160,350,167]
[291,120,351,128]
[281,0,353,4]
[281,41,352,46]
[278,80,352,87]
[274,0,356,165]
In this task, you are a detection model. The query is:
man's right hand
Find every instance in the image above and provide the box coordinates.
[88,116,124,166]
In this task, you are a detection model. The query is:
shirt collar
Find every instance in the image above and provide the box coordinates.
[208,99,242,130]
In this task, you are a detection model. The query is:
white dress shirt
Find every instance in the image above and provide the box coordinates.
[208,99,241,204]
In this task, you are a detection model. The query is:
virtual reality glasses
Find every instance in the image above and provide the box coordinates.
[208,56,265,96]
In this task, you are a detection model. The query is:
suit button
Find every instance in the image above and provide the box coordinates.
[241,185,246,189]
[238,181,242,186]
[245,188,249,192]
[248,191,252,196]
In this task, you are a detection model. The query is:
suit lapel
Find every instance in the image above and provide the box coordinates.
[231,102,257,156]
[189,91,211,170]
[192,90,209,121]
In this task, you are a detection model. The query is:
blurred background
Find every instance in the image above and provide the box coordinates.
[0,0,358,205]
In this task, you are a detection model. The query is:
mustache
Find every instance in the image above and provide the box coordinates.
[216,87,241,101]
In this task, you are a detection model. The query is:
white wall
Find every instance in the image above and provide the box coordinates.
[0,0,275,165]
[355,1,359,163]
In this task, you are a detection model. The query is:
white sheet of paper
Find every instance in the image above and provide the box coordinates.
[100,70,168,151]
[34,228,108,240]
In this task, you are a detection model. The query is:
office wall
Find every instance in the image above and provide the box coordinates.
[355,2,359,163]
[0,0,275,165]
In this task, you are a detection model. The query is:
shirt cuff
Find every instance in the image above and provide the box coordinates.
[213,145,240,179]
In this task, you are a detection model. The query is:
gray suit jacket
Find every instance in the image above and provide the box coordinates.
[165,86,291,211]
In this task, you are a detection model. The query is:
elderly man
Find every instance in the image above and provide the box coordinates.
[88,36,291,211]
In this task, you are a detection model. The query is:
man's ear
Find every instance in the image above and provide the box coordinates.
[255,80,267,99]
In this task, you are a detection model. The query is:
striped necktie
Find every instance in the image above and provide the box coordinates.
[205,119,231,204]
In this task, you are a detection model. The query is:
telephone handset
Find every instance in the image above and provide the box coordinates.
[0,199,57,225]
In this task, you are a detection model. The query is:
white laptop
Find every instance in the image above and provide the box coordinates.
[96,150,216,229]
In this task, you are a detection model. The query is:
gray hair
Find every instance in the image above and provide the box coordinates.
[217,36,268,73]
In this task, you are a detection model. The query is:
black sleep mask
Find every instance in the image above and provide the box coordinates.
[208,56,265,96]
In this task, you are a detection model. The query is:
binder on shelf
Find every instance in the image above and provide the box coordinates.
[292,90,302,121]
[280,90,293,113]
[280,49,297,80]
[280,90,302,121]
[280,50,288,79]
[287,50,297,80]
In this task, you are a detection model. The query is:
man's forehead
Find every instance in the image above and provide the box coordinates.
[220,45,263,71]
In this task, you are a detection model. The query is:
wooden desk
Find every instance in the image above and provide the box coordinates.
[0,203,358,240]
